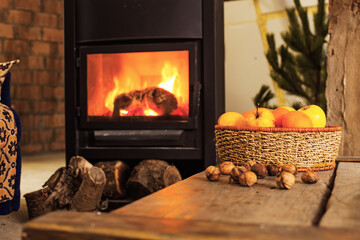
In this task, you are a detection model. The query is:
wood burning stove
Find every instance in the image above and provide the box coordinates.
[64,0,224,178]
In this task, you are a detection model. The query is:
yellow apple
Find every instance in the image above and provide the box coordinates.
[218,112,247,127]
[298,105,326,127]
[243,108,275,127]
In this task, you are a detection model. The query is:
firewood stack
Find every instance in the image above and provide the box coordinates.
[24,157,182,219]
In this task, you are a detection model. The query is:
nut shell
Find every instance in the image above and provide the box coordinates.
[239,171,257,187]
[205,166,221,181]
[267,164,280,176]
[240,160,256,171]
[230,167,242,183]
[219,162,235,175]
[281,164,298,176]
[301,171,319,184]
[276,171,295,189]
[237,166,248,174]
[251,163,268,179]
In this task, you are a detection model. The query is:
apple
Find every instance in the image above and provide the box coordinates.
[243,107,275,127]
[282,111,313,128]
[218,112,247,127]
[272,106,295,127]
[298,105,326,127]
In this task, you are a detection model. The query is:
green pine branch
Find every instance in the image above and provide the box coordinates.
[265,0,328,112]
[253,85,276,109]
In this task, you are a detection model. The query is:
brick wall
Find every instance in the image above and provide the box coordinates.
[0,0,65,154]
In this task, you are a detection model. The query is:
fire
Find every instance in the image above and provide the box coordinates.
[158,62,178,93]
[87,50,189,118]
[144,109,158,116]
[105,76,120,111]
[105,62,185,117]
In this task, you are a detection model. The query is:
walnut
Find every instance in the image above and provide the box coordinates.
[267,164,280,176]
[301,171,319,184]
[219,161,235,175]
[281,164,298,175]
[239,171,257,187]
[237,166,248,174]
[229,166,248,183]
[276,171,295,189]
[205,166,221,181]
[251,163,268,179]
[230,167,241,183]
[241,160,256,171]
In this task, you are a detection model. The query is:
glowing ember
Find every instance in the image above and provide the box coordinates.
[144,109,159,116]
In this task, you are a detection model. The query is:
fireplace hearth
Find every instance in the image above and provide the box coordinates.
[64,0,224,178]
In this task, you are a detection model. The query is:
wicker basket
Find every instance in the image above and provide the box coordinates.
[214,125,342,171]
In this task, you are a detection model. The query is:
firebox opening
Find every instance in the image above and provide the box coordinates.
[86,50,189,121]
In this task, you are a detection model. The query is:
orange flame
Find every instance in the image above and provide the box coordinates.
[158,62,178,93]
[87,51,189,117]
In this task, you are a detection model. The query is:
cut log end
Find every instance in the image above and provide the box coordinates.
[163,166,182,187]
[127,159,182,200]
[94,161,130,199]
[68,155,93,179]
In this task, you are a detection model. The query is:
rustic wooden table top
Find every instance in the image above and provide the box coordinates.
[22,158,360,240]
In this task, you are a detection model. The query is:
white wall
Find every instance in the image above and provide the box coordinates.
[224,0,328,113]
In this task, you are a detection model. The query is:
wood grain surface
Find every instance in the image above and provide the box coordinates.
[22,211,360,240]
[336,156,360,162]
[320,162,360,229]
[113,169,334,227]
[23,163,360,240]
[326,0,360,155]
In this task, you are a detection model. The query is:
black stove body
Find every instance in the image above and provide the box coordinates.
[64,0,224,177]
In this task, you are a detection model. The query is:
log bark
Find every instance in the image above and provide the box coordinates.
[45,156,93,209]
[127,159,182,199]
[70,166,106,212]
[113,87,178,117]
[326,0,360,155]
[44,167,78,209]
[25,156,107,218]
[24,188,54,219]
[94,161,130,199]
[42,167,66,191]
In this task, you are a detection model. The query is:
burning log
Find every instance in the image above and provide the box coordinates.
[94,161,130,199]
[113,87,178,117]
[127,159,182,200]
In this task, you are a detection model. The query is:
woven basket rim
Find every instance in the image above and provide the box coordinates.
[215,125,342,133]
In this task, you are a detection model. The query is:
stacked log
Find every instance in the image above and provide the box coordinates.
[127,159,182,200]
[94,161,130,199]
[24,156,106,219]
[24,157,182,218]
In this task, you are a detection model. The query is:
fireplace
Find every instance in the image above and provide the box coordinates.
[64,0,224,178]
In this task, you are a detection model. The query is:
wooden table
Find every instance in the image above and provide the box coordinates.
[22,157,360,240]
